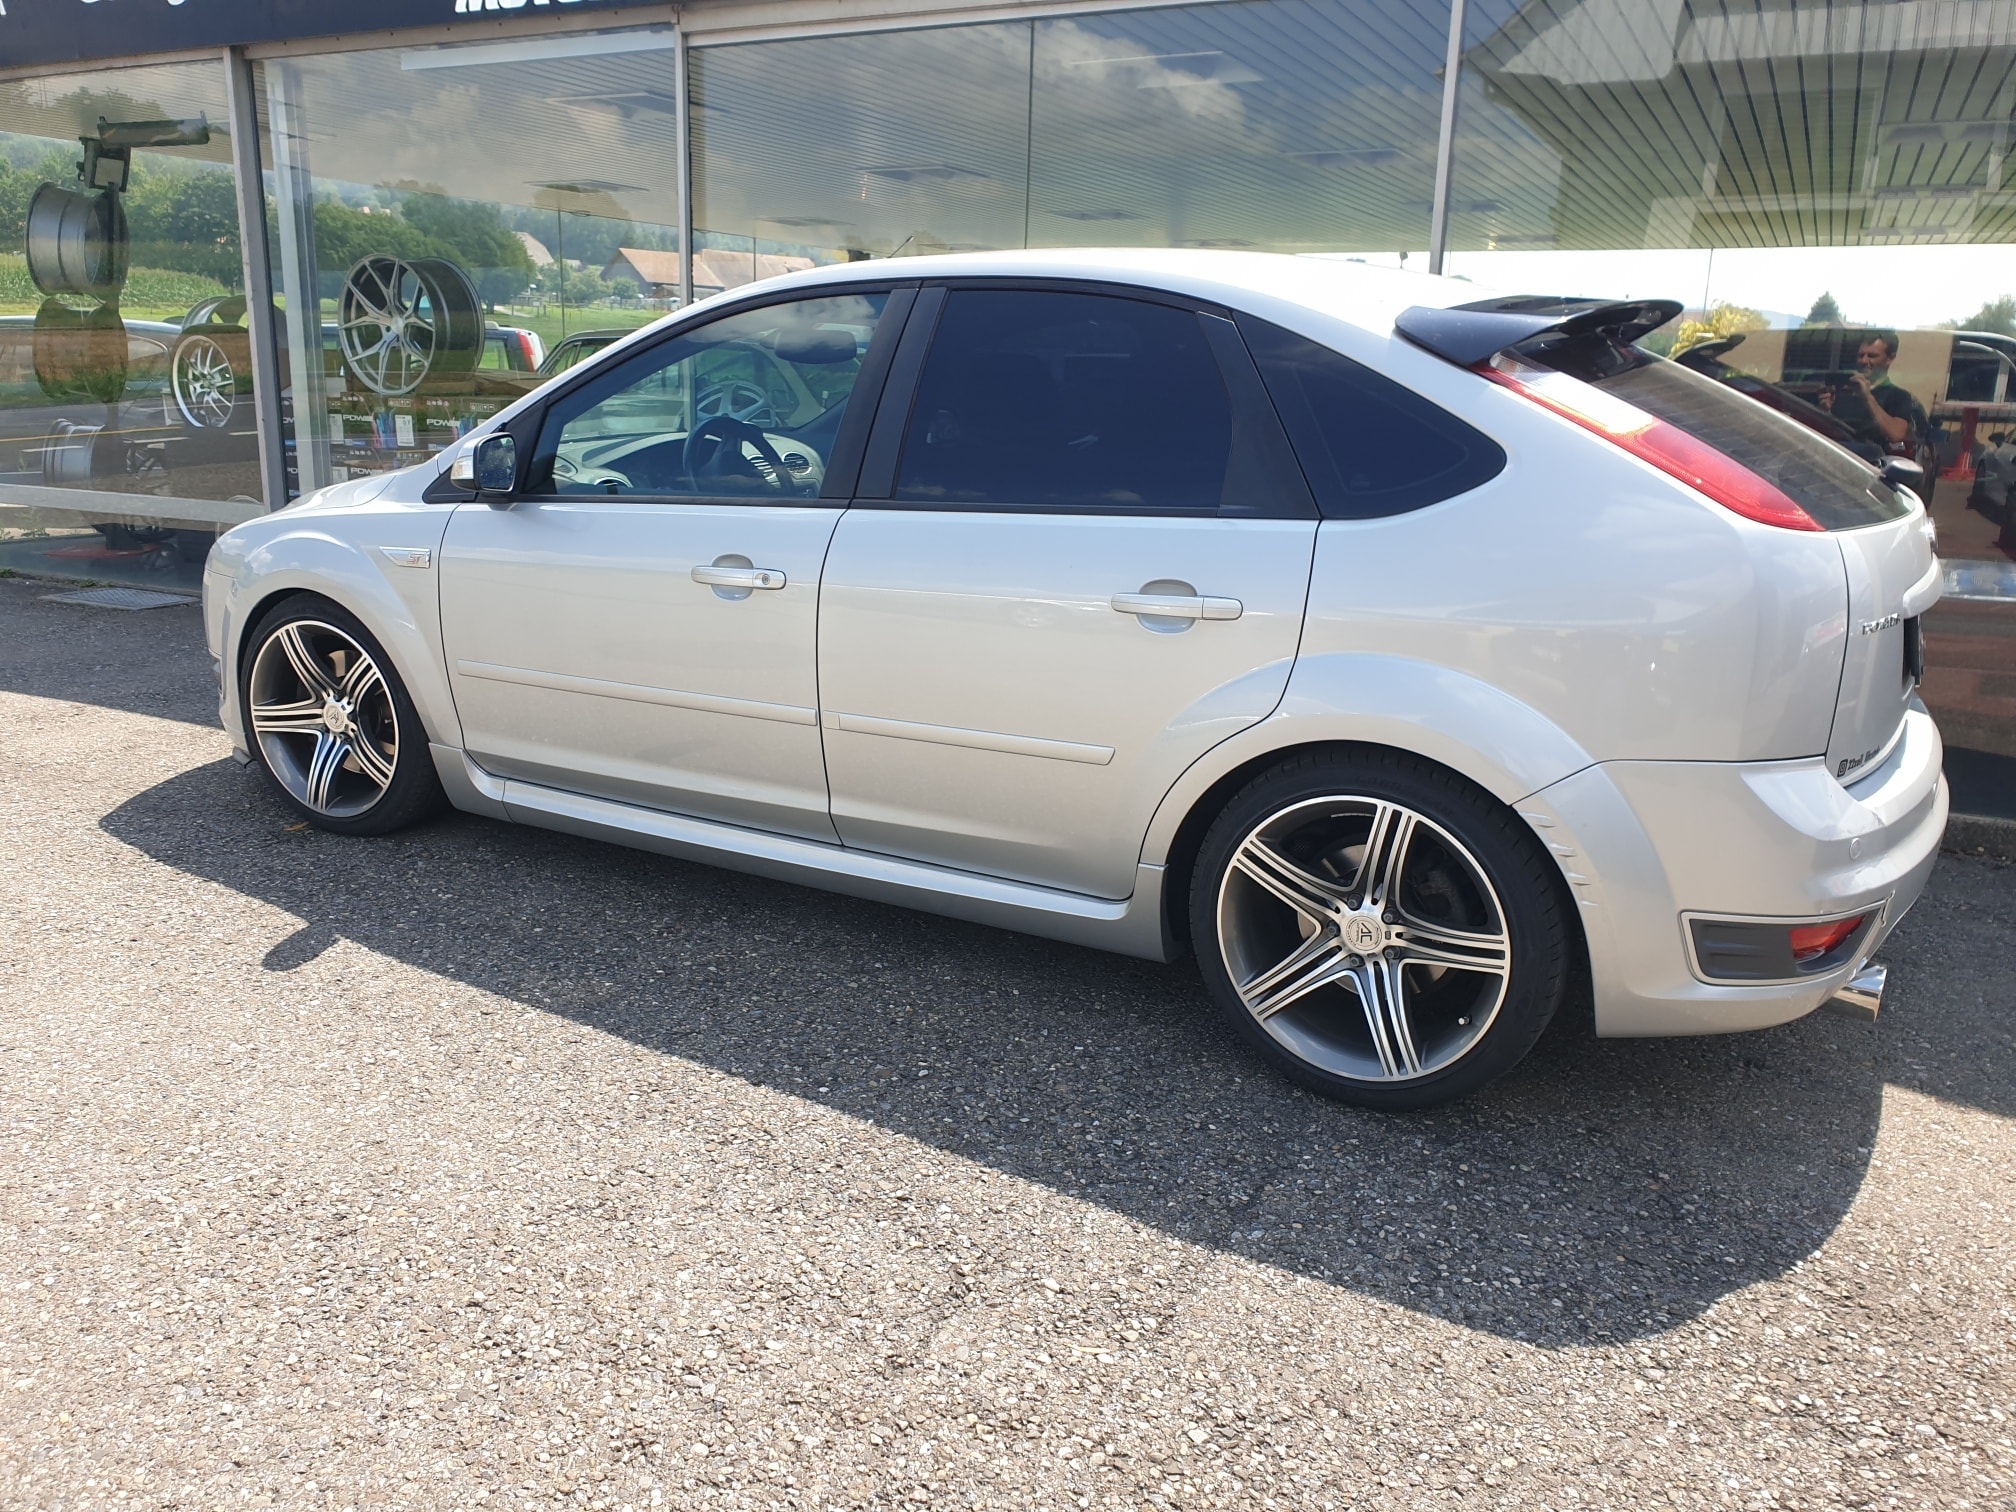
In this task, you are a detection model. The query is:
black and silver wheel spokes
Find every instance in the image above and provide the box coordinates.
[248,621,399,818]
[1217,797,1511,1083]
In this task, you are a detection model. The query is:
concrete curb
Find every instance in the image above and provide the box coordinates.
[1944,812,2016,863]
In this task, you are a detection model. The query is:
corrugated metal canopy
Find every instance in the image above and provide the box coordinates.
[1457,0,2016,249]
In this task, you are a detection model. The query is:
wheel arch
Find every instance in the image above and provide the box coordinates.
[220,537,459,755]
[1143,655,1600,972]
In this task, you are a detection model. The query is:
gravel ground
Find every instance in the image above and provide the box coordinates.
[1,574,2011,1511]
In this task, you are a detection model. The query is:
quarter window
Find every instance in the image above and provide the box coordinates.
[894,289,1235,512]
[526,293,889,499]
[1239,315,1507,518]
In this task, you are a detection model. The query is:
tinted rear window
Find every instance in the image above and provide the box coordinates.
[1238,315,1506,518]
[1522,334,1912,531]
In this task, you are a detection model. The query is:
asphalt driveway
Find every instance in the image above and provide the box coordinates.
[1,575,2010,1509]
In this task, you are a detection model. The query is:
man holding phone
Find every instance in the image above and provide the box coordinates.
[1818,331,1926,456]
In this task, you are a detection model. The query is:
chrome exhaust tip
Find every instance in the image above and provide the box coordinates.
[1823,962,1885,1021]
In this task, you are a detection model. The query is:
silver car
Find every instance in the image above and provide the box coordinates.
[202,251,1948,1109]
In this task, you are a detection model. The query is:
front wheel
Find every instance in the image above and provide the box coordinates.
[240,595,446,835]
[1190,750,1571,1110]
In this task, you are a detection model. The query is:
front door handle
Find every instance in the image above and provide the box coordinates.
[692,564,787,591]
[1110,592,1243,621]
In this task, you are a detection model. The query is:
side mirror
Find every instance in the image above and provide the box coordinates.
[1880,456,1924,495]
[452,434,520,503]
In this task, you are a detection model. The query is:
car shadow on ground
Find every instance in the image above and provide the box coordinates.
[94,758,2005,1350]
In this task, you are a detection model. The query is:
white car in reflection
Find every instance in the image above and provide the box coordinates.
[202,251,1947,1108]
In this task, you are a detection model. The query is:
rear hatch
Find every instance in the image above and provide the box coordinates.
[1830,519,1939,781]
[1488,326,1932,781]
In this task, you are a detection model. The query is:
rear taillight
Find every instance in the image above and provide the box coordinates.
[1480,355,1823,532]
[1789,915,1866,963]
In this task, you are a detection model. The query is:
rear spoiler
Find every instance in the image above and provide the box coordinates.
[1394,295,1684,367]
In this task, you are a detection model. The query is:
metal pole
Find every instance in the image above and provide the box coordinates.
[675,25,695,308]
[267,62,332,498]
[1427,0,1468,275]
[224,47,287,513]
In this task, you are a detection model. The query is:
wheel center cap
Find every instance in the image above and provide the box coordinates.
[321,698,350,735]
[1342,913,1385,954]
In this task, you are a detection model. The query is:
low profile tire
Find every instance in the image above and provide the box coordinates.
[1190,749,1570,1110]
[240,595,446,836]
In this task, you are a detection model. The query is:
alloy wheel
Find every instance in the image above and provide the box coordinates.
[1215,795,1512,1083]
[172,334,236,428]
[247,620,399,818]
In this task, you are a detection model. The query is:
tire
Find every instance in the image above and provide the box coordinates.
[33,298,127,403]
[239,594,447,836]
[1189,748,1570,1110]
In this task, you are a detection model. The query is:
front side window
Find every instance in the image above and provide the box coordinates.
[527,293,889,499]
[894,289,1234,512]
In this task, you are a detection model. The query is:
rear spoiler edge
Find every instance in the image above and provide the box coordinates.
[1395,296,1685,368]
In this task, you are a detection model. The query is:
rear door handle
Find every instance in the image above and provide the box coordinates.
[1110,593,1242,621]
[692,565,786,590]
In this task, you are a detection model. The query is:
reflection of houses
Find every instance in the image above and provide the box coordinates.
[1464,0,2016,249]
[602,245,816,297]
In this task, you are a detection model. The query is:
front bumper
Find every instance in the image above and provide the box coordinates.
[1522,704,1946,1036]
[202,565,251,763]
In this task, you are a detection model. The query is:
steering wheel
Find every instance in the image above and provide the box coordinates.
[695,379,778,428]
[682,414,792,494]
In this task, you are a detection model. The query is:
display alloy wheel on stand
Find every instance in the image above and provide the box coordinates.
[336,255,482,397]
[170,326,248,428]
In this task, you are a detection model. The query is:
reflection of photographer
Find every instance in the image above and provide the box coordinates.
[1817,332,1925,456]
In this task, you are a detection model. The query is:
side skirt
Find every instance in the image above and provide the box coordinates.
[428,743,1175,962]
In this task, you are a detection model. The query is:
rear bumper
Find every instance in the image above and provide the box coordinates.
[1523,704,1946,1036]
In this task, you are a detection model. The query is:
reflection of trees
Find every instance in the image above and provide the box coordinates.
[309,193,533,309]
[1,149,241,287]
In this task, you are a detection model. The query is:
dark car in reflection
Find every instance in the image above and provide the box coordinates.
[1673,333,1866,454]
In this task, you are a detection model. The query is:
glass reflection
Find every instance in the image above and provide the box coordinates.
[0,62,254,582]
[1031,0,1448,252]
[256,37,684,497]
[692,25,1032,267]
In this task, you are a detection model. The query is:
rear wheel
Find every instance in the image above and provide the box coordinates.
[240,596,445,835]
[1190,749,1570,1109]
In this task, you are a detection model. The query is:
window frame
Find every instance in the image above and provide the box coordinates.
[852,278,1315,521]
[426,282,916,507]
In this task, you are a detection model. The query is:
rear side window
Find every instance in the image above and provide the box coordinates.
[895,289,1233,513]
[1238,315,1506,518]
[1522,335,1912,531]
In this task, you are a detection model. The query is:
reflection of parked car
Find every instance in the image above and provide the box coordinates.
[1674,333,1861,451]
[209,252,1945,1110]
[538,329,631,377]
[0,311,176,481]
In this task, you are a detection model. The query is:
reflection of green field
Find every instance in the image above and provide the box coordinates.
[0,302,197,323]
[497,308,666,351]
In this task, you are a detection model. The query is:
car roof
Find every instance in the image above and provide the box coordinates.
[710,248,1495,340]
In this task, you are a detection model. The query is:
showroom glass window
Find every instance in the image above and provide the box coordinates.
[894,289,1235,511]
[254,34,685,500]
[0,62,257,580]
[690,0,1449,267]
[528,293,889,498]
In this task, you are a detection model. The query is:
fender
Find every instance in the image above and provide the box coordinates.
[210,503,459,759]
[1139,650,1597,868]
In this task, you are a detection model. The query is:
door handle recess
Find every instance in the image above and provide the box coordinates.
[1110,593,1242,621]
[692,565,786,590]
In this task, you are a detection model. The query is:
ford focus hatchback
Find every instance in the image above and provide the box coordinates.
[203,251,1946,1109]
